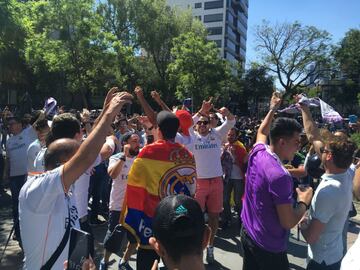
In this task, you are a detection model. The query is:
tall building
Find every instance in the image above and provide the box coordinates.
[167,0,248,65]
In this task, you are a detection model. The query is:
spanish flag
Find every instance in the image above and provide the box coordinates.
[121,140,196,248]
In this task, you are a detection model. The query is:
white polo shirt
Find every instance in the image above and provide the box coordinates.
[6,126,37,176]
[19,166,79,270]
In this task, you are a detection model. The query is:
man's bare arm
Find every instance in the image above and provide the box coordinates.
[62,92,132,191]
[134,86,157,127]
[354,167,360,200]
[256,93,281,144]
[151,91,171,112]
[299,104,324,157]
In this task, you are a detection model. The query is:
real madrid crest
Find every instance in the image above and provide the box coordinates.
[158,164,197,199]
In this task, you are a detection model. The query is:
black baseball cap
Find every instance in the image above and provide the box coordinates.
[156,111,179,140]
[152,195,205,240]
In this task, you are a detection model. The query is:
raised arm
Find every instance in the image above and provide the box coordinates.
[193,97,213,119]
[354,167,360,200]
[151,90,171,112]
[62,92,133,191]
[297,97,324,157]
[256,93,281,144]
[214,107,235,138]
[134,86,157,127]
[91,87,118,131]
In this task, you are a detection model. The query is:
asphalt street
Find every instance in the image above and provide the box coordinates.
[1,190,359,270]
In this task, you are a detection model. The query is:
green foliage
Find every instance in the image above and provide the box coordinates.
[22,0,135,107]
[167,32,229,108]
[0,0,28,86]
[351,133,360,148]
[301,86,322,98]
[335,29,360,80]
[128,0,206,94]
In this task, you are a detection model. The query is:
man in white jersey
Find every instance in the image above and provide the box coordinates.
[19,91,133,270]
[298,99,356,270]
[27,117,50,173]
[6,114,38,244]
[191,100,235,263]
[100,132,140,270]
[31,92,120,255]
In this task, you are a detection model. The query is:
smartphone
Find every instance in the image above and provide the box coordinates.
[67,228,91,270]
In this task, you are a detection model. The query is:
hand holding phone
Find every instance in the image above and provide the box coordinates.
[67,228,91,270]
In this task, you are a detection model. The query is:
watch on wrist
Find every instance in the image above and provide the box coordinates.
[297,201,309,210]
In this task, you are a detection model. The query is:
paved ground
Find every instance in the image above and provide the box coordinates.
[1,189,359,270]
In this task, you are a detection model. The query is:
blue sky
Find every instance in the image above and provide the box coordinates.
[246,0,360,65]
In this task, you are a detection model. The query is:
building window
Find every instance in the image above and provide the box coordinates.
[204,13,223,23]
[213,40,222,47]
[195,15,202,21]
[195,2,202,8]
[207,27,223,35]
[204,0,224,9]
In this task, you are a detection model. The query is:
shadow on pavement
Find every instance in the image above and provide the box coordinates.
[205,261,231,270]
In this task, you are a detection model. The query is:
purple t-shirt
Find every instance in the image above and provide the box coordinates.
[241,143,293,252]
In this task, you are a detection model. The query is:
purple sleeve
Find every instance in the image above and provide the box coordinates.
[269,174,293,205]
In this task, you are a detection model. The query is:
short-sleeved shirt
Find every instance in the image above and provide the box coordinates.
[341,234,360,270]
[27,139,42,173]
[241,142,293,252]
[108,153,135,211]
[6,126,37,176]
[19,166,79,270]
[73,155,102,218]
[308,170,353,265]
[191,118,235,179]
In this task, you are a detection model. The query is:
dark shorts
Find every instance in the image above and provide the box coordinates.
[240,226,289,270]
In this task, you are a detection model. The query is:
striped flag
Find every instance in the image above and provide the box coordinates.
[121,140,197,248]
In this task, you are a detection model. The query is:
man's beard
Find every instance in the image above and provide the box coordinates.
[129,148,139,157]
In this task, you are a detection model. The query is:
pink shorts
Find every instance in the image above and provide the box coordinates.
[195,177,223,214]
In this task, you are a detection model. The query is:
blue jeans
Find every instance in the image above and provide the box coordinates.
[9,175,26,241]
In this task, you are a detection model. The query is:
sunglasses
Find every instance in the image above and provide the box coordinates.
[197,121,209,126]
[320,147,332,154]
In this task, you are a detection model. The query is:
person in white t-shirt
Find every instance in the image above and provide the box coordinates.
[5,115,38,244]
[190,98,236,264]
[19,90,133,270]
[32,108,120,256]
[100,132,140,270]
[341,156,360,270]
[27,118,50,173]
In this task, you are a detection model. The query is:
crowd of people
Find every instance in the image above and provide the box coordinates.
[0,87,359,270]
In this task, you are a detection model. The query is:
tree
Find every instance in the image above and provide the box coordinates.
[23,0,134,107]
[243,64,274,114]
[167,32,229,108]
[335,29,360,80]
[0,0,29,100]
[255,21,331,96]
[128,0,205,98]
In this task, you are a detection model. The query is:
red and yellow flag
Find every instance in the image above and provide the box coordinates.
[121,140,196,248]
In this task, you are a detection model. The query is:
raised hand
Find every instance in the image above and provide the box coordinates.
[151,90,161,101]
[270,92,282,111]
[137,115,152,128]
[103,87,119,110]
[108,92,133,116]
[200,97,213,115]
[134,86,144,97]
[80,108,90,123]
[217,107,230,117]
